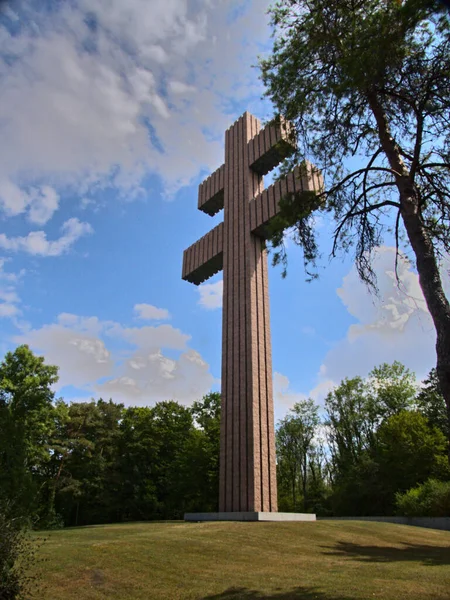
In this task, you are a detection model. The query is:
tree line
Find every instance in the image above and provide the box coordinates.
[0,345,220,528]
[277,362,450,516]
[0,345,449,528]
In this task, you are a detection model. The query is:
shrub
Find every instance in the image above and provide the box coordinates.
[396,479,450,517]
[0,505,42,599]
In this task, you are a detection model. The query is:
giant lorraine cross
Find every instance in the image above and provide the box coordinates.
[182,111,323,514]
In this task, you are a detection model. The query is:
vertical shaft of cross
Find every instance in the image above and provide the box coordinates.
[220,112,278,513]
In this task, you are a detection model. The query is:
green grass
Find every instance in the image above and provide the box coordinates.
[33,520,450,600]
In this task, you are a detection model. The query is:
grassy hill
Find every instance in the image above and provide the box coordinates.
[33,520,450,600]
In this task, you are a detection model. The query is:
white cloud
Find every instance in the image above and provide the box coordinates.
[0,258,20,283]
[16,320,113,389]
[0,218,93,256]
[15,309,215,405]
[0,0,272,208]
[198,280,223,309]
[308,378,337,405]
[273,371,307,422]
[134,303,171,320]
[0,180,59,224]
[0,303,19,318]
[313,246,450,390]
[274,248,450,416]
[0,180,31,217]
[0,258,22,319]
[169,80,196,95]
[99,348,213,405]
[28,187,60,225]
[113,324,189,351]
[273,370,337,421]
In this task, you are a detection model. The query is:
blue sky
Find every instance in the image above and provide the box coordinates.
[0,0,448,421]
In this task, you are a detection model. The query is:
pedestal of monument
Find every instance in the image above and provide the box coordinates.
[184,512,316,522]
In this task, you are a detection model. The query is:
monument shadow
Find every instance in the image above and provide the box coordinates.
[202,586,354,600]
[322,540,450,566]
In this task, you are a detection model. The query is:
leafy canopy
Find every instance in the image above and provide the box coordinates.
[260,0,450,285]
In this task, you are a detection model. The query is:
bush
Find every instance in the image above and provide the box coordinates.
[0,506,42,599]
[396,479,450,517]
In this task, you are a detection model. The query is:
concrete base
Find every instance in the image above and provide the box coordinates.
[184,512,316,522]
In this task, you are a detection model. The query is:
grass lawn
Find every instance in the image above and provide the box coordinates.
[33,520,450,600]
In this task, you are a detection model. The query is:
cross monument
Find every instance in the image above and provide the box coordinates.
[182,111,323,520]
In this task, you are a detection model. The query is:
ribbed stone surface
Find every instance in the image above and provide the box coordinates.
[182,111,323,514]
[249,162,324,238]
[182,222,223,285]
[219,113,277,513]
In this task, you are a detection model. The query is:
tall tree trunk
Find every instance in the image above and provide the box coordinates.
[400,199,450,461]
[292,471,297,510]
[302,456,308,512]
[368,92,450,462]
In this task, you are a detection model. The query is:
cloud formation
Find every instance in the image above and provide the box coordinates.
[15,309,215,406]
[0,259,23,319]
[273,370,336,421]
[0,218,93,256]
[316,246,450,391]
[273,248,450,417]
[0,0,272,214]
[134,303,171,320]
[0,181,60,225]
[198,280,223,309]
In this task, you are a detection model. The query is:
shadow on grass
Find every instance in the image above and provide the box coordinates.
[323,541,450,566]
[58,520,181,531]
[202,587,353,600]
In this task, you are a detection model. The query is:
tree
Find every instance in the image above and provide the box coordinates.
[116,401,200,521]
[417,368,449,443]
[276,399,320,512]
[325,377,374,472]
[190,393,221,512]
[51,399,124,527]
[0,345,58,519]
[324,363,419,514]
[396,478,450,517]
[375,410,449,511]
[259,0,450,453]
[116,406,160,522]
[325,376,381,514]
[366,361,417,422]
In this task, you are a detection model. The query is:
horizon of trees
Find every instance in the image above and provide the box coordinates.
[0,345,449,528]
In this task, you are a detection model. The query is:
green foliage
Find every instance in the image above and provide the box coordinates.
[375,411,450,511]
[325,364,448,515]
[0,504,43,599]
[1,344,449,525]
[260,0,450,283]
[51,399,125,526]
[190,392,221,512]
[0,345,59,520]
[0,344,220,526]
[266,166,324,280]
[276,399,330,513]
[417,368,449,438]
[396,478,450,516]
[48,395,220,525]
[260,0,450,449]
[367,362,417,420]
